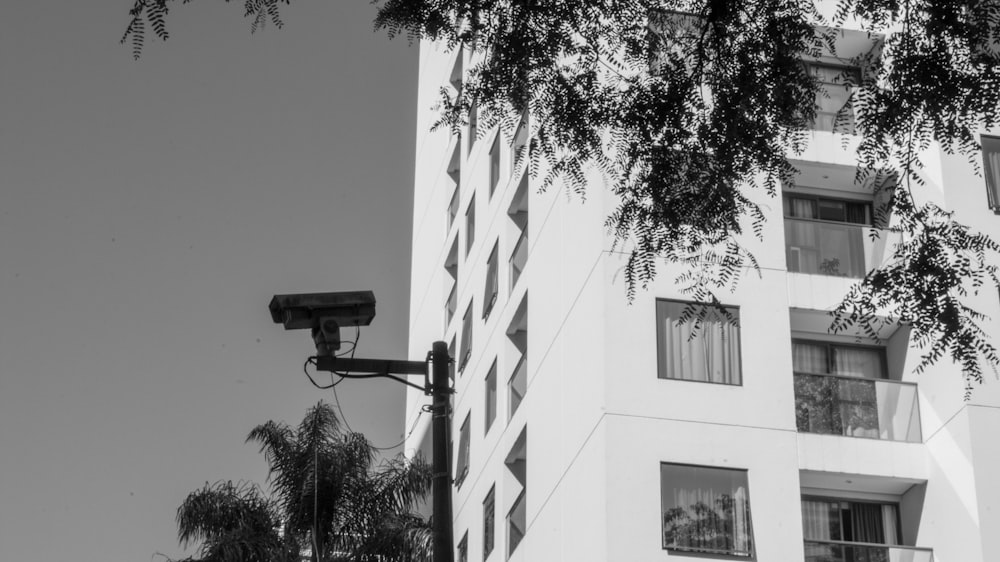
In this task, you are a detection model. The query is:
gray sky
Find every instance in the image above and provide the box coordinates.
[0,2,419,560]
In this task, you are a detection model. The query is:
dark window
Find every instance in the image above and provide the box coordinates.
[483,485,496,559]
[801,497,901,545]
[459,302,473,372]
[656,300,742,385]
[457,531,468,562]
[465,195,476,257]
[489,135,501,197]
[983,135,1000,210]
[455,413,471,487]
[485,360,497,433]
[661,463,754,557]
[483,242,499,319]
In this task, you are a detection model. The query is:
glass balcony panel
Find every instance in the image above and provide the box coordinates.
[794,373,921,443]
[785,219,900,278]
[509,355,527,418]
[510,230,528,292]
[804,540,933,562]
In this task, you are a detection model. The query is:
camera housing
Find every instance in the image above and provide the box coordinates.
[268,291,376,355]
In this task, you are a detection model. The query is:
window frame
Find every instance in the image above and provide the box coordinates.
[660,462,755,558]
[484,359,497,434]
[483,241,499,319]
[465,194,476,257]
[489,133,501,198]
[791,338,888,380]
[483,485,496,559]
[800,494,903,546]
[982,134,1000,211]
[655,299,743,386]
[455,413,471,488]
[459,301,473,373]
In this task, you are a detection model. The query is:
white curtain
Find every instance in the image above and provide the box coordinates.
[660,302,741,384]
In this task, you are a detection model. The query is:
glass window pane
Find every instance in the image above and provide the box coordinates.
[483,486,495,558]
[983,135,1000,208]
[657,301,742,385]
[485,361,497,433]
[661,464,754,556]
[818,199,846,222]
[456,414,471,487]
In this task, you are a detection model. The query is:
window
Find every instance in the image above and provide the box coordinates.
[510,109,528,177]
[457,531,469,562]
[660,463,754,557]
[508,175,529,293]
[449,336,457,382]
[792,339,919,442]
[808,62,860,134]
[459,302,473,372]
[489,134,501,197]
[784,194,872,277]
[802,497,900,546]
[447,183,460,230]
[983,135,1000,210]
[483,242,499,319]
[506,428,527,557]
[483,485,496,559]
[469,101,478,144]
[466,195,476,257]
[507,297,528,418]
[485,360,497,434]
[455,413,471,487]
[445,283,457,328]
[656,300,742,385]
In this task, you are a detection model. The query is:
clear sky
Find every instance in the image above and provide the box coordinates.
[0,2,419,560]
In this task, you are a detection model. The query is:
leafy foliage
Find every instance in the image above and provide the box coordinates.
[170,402,432,562]
[122,1,1000,388]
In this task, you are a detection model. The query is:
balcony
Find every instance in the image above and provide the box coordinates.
[785,218,897,278]
[804,540,933,562]
[507,489,526,556]
[509,229,528,292]
[794,373,921,443]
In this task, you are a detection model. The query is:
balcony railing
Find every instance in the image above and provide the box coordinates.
[509,229,528,293]
[794,373,921,443]
[805,540,933,562]
[508,355,527,418]
[784,219,898,279]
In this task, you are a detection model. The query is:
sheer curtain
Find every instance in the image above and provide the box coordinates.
[662,465,753,556]
[659,301,741,384]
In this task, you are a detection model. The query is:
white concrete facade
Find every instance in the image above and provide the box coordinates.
[404,18,1000,562]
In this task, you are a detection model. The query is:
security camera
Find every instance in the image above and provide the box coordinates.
[268,291,376,356]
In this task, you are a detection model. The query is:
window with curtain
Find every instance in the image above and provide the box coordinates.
[792,340,886,438]
[801,497,900,545]
[455,413,471,488]
[660,463,754,557]
[656,300,742,385]
[983,135,1000,210]
[807,63,861,133]
[784,194,872,277]
[483,242,499,319]
[483,485,495,559]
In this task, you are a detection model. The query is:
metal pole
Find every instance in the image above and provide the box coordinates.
[430,340,454,562]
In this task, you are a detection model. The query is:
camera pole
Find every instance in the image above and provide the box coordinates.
[430,340,453,562]
[311,342,454,562]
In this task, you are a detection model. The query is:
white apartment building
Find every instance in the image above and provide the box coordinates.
[403,15,1000,562]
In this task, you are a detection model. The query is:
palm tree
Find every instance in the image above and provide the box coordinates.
[172,401,433,562]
